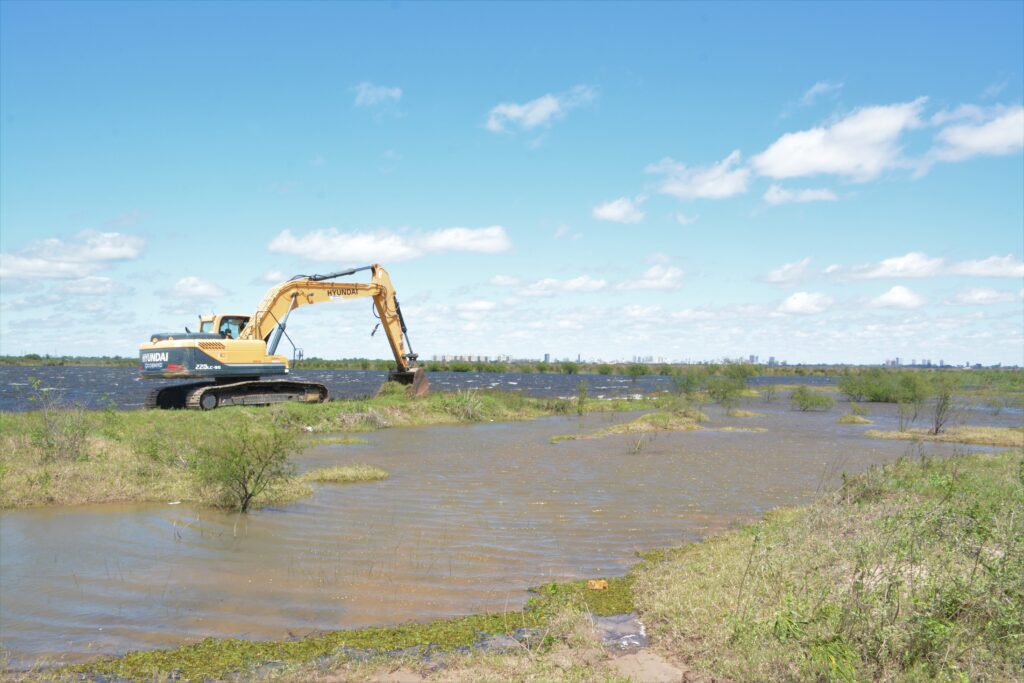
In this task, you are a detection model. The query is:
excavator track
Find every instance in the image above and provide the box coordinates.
[148,380,328,410]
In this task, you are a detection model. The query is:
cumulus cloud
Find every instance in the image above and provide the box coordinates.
[777,291,833,315]
[646,150,751,199]
[931,106,1024,162]
[763,184,838,205]
[832,252,1024,280]
[950,287,1018,305]
[172,276,226,299]
[353,82,402,107]
[617,265,683,290]
[522,275,607,296]
[485,85,596,133]
[949,254,1024,278]
[765,257,812,284]
[752,98,927,181]
[268,226,511,263]
[871,285,927,309]
[0,231,145,279]
[674,212,698,225]
[623,304,661,318]
[592,197,645,223]
[456,300,496,313]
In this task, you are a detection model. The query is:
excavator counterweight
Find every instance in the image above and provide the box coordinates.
[139,264,427,409]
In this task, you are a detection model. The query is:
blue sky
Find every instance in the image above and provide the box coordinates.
[1,1,1022,365]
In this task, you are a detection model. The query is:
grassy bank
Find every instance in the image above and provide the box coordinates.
[0,388,654,509]
[866,425,1024,448]
[550,404,708,442]
[44,449,1022,682]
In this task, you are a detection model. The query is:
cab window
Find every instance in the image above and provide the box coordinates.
[218,317,247,340]
[199,320,214,333]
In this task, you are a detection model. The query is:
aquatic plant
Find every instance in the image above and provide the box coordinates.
[790,386,835,412]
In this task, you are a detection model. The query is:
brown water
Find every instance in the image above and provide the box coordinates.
[0,403,1004,666]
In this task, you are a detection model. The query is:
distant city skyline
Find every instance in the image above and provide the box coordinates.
[1,2,1022,364]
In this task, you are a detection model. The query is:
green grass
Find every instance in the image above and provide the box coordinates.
[298,464,388,484]
[838,414,873,425]
[301,434,370,446]
[632,450,1024,681]
[865,425,1024,448]
[550,406,708,443]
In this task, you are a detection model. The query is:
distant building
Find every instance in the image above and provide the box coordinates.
[544,353,550,363]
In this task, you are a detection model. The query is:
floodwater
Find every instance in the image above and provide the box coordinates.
[0,365,839,412]
[1,399,1011,667]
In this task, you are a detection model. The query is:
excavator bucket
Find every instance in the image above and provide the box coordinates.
[385,368,429,397]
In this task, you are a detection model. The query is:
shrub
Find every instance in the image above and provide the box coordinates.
[561,361,579,375]
[191,421,299,512]
[575,380,587,416]
[671,369,705,398]
[706,377,745,411]
[791,386,836,412]
[596,364,613,375]
[626,364,649,381]
[26,377,88,462]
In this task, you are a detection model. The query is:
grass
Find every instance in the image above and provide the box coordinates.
[866,425,1024,448]
[301,434,370,446]
[728,409,764,418]
[632,450,1024,681]
[4,386,641,509]
[838,414,873,425]
[549,407,708,443]
[298,464,388,484]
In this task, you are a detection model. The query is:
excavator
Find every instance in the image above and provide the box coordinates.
[138,264,428,409]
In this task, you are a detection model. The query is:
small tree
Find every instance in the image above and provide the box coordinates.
[561,361,579,375]
[707,377,744,412]
[576,380,588,416]
[670,369,705,398]
[791,386,836,412]
[930,375,957,435]
[193,422,299,512]
[626,364,648,383]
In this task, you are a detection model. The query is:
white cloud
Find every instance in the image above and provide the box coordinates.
[646,150,751,199]
[485,85,596,133]
[752,98,927,181]
[617,265,683,290]
[948,254,1024,278]
[674,212,698,225]
[765,257,812,284]
[172,276,226,299]
[456,300,496,313]
[268,226,511,263]
[353,82,402,107]
[777,291,833,315]
[800,81,843,106]
[592,197,645,224]
[835,252,1024,280]
[950,287,1018,305]
[871,285,927,309]
[0,231,145,279]
[418,226,512,253]
[522,275,607,296]
[856,252,945,279]
[763,184,838,205]
[489,275,519,287]
[932,106,1024,162]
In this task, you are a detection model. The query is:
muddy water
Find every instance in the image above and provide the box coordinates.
[0,404,1004,666]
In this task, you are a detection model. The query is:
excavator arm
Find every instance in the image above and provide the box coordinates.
[239,264,426,392]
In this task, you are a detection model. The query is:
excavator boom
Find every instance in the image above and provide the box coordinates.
[138,264,427,409]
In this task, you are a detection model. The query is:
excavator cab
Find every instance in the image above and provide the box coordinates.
[197,314,251,340]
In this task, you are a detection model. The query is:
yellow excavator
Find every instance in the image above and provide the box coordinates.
[139,264,428,409]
